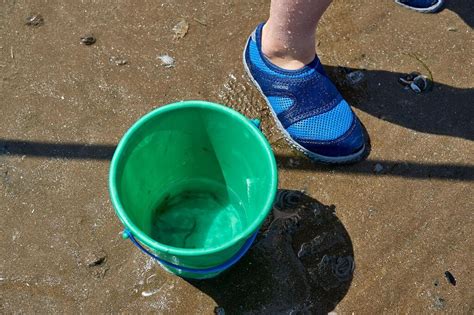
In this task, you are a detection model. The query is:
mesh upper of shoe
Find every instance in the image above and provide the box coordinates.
[267,97,354,141]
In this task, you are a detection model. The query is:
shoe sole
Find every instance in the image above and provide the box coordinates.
[394,0,444,13]
[242,37,366,164]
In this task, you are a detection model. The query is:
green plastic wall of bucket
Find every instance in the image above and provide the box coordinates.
[109,101,278,279]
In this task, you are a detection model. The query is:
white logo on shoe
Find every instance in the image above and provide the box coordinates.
[273,84,289,90]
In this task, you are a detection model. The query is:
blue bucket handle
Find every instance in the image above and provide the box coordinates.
[123,229,258,275]
[250,118,261,129]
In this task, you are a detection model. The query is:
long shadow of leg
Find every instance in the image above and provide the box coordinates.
[444,0,474,28]
[187,190,355,314]
[323,65,474,141]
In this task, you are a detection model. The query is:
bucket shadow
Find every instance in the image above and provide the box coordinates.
[187,190,354,314]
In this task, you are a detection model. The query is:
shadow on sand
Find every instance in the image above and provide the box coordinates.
[187,190,355,314]
[323,65,473,142]
[443,0,474,28]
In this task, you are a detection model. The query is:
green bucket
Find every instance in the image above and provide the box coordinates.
[109,100,278,279]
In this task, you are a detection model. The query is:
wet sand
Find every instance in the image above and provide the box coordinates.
[1,0,473,313]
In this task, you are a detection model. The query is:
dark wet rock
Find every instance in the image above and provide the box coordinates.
[444,271,456,286]
[80,35,96,45]
[25,14,44,27]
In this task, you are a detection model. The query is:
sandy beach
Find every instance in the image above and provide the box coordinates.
[1,0,473,313]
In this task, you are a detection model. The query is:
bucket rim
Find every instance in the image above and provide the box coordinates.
[109,100,278,257]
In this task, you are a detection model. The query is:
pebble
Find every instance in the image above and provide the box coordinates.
[288,158,300,168]
[373,163,384,173]
[80,35,96,46]
[158,54,175,68]
[444,271,456,286]
[109,56,128,66]
[85,251,106,267]
[141,288,161,297]
[214,306,225,315]
[346,70,365,85]
[433,296,446,310]
[25,14,44,27]
[368,207,377,217]
[172,19,189,40]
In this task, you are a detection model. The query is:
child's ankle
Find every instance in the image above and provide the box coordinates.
[261,25,316,70]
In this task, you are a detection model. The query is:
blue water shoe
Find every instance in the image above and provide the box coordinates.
[243,24,366,163]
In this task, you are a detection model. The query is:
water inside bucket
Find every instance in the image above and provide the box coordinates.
[150,178,248,249]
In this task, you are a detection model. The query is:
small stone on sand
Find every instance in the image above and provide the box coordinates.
[172,19,189,40]
[158,54,175,68]
[85,251,106,267]
[109,56,128,66]
[80,35,96,45]
[374,163,384,173]
[26,14,44,27]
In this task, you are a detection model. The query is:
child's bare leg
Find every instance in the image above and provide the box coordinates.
[262,0,332,70]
